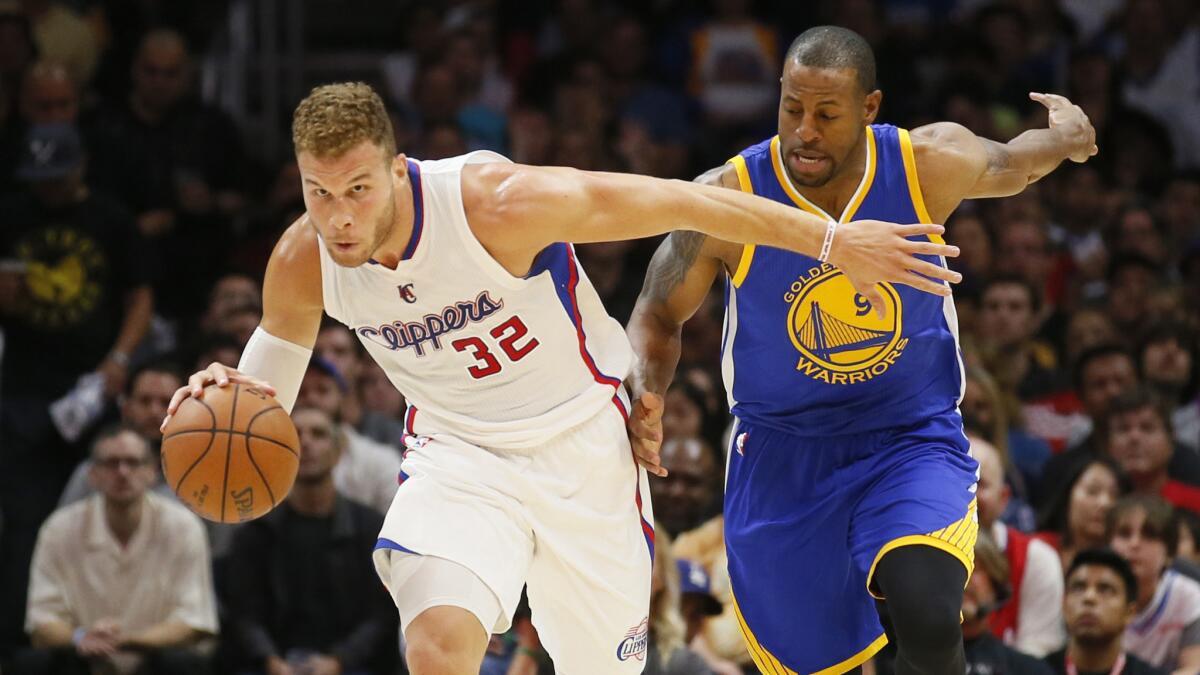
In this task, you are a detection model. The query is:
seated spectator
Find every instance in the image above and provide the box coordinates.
[650,436,721,539]
[964,365,1051,503]
[676,559,723,644]
[959,532,1054,674]
[1036,344,1139,508]
[1109,495,1200,671]
[220,406,398,675]
[1138,322,1200,453]
[1044,548,1167,675]
[645,527,719,675]
[18,60,78,127]
[58,360,183,506]
[972,434,1066,656]
[296,358,401,515]
[977,274,1064,401]
[673,517,751,673]
[314,321,405,448]
[1038,457,1130,572]
[1104,387,1200,513]
[358,358,405,424]
[18,426,217,675]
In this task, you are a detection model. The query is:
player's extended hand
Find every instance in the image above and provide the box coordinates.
[1030,92,1098,162]
[161,362,277,432]
[828,221,961,318]
[627,392,667,477]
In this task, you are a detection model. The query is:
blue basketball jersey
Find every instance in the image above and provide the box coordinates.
[720,125,965,436]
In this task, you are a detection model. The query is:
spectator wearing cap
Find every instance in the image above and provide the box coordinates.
[1045,548,1167,675]
[1103,388,1200,514]
[296,357,401,514]
[0,121,153,648]
[647,527,723,675]
[1108,495,1200,672]
[972,434,1066,657]
[676,558,722,643]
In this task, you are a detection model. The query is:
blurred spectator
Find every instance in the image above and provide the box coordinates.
[85,28,248,320]
[650,436,721,539]
[0,10,36,99]
[314,322,405,449]
[1115,0,1200,168]
[1160,171,1200,254]
[220,406,397,675]
[672,517,750,674]
[0,121,152,648]
[18,0,97,86]
[1050,164,1109,285]
[1111,206,1169,269]
[972,434,1065,657]
[1038,456,1130,573]
[18,425,217,675]
[645,528,719,675]
[676,559,723,644]
[688,0,778,131]
[963,365,1051,503]
[1106,255,1162,340]
[977,275,1063,400]
[58,360,183,506]
[576,241,641,324]
[1108,495,1200,672]
[1064,308,1118,369]
[1138,323,1200,453]
[358,358,405,424]
[296,358,401,515]
[1035,344,1138,506]
[1102,387,1200,514]
[18,60,76,126]
[994,219,1068,345]
[1044,547,1167,675]
[947,212,992,282]
[959,532,1054,674]
[198,273,259,340]
[506,106,554,166]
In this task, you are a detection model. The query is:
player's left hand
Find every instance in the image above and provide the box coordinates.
[1030,92,1097,162]
[628,392,666,477]
[303,653,342,675]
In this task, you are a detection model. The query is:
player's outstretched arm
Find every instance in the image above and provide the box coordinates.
[162,218,324,428]
[465,162,961,310]
[911,92,1097,220]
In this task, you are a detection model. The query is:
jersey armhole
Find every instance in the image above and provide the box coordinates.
[897,129,939,239]
[727,155,756,288]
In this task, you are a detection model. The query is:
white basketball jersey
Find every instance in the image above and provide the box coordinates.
[317,151,633,451]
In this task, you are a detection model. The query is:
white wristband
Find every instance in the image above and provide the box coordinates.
[818,220,838,263]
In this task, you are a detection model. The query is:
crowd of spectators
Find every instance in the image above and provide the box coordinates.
[1,0,1199,673]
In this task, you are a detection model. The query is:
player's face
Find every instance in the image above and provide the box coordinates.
[1064,565,1133,642]
[777,63,880,188]
[298,141,400,268]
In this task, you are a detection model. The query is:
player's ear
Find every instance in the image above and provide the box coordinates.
[864,89,882,125]
[392,153,408,179]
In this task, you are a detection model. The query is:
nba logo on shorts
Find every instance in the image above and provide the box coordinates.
[616,618,648,661]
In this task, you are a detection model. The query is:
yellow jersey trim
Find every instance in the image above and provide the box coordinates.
[727,154,757,287]
[731,594,796,675]
[898,128,941,243]
[768,130,878,224]
[811,633,889,675]
[866,499,978,600]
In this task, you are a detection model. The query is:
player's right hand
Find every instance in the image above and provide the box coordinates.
[161,362,277,431]
[829,221,961,318]
[628,392,667,477]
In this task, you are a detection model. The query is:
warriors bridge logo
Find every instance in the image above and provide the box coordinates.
[783,263,908,384]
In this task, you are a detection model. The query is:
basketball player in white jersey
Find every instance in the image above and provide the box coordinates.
[162,83,961,674]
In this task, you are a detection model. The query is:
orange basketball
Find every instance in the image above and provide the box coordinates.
[161,383,299,523]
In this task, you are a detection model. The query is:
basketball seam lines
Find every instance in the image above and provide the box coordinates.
[163,427,298,457]
[171,397,218,494]
[244,405,285,508]
[220,384,240,522]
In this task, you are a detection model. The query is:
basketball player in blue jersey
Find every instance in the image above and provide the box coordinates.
[160,82,961,675]
[628,26,1097,675]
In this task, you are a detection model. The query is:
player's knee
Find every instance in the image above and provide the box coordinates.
[404,606,488,675]
[891,596,963,653]
[876,546,966,653]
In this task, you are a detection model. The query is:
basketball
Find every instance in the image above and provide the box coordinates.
[161,383,299,523]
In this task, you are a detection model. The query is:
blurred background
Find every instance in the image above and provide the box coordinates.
[1,0,1199,673]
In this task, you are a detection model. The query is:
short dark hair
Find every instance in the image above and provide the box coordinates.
[1068,548,1138,603]
[1107,494,1178,557]
[1037,455,1130,538]
[785,26,876,93]
[1106,252,1160,284]
[90,423,151,461]
[1072,343,1134,394]
[1104,386,1174,440]
[125,359,186,397]
[980,273,1041,313]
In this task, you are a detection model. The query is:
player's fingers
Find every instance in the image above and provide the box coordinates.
[904,239,960,258]
[907,258,962,284]
[629,416,663,442]
[638,392,664,422]
[207,362,233,387]
[899,272,953,296]
[894,223,946,238]
[187,370,214,398]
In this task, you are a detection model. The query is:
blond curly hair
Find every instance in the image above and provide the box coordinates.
[292,82,396,159]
